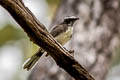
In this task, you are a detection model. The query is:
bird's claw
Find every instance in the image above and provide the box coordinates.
[69,50,74,56]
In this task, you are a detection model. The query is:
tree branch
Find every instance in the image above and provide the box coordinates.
[0,0,94,80]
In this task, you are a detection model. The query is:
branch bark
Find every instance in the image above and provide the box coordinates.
[29,0,120,80]
[50,0,120,80]
[0,0,94,80]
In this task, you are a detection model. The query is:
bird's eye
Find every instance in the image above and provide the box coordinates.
[67,21,73,26]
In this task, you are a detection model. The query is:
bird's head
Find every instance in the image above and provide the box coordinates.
[63,16,79,26]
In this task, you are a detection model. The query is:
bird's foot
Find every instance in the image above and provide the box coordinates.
[69,50,74,56]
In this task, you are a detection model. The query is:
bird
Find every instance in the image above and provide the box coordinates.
[23,16,79,70]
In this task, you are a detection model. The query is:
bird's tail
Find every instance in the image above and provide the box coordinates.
[23,48,44,70]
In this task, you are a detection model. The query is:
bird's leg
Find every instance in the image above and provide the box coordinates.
[63,47,74,56]
[69,50,74,56]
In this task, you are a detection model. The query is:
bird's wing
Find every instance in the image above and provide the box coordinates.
[50,24,68,37]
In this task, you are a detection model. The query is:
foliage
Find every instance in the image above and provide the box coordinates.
[0,24,25,46]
